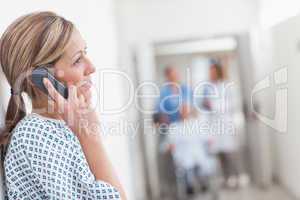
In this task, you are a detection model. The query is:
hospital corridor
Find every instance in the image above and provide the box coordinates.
[0,0,299,200]
[195,186,291,200]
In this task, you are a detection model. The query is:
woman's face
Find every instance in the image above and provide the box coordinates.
[53,29,95,98]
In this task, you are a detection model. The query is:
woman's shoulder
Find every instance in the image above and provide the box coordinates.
[9,113,73,148]
[5,113,80,165]
[13,113,62,131]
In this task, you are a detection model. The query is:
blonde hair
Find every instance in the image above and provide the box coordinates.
[0,11,74,145]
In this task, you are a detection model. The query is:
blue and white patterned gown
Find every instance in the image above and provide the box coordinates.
[3,113,121,199]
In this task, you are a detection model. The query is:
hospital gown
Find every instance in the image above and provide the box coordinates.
[3,113,121,199]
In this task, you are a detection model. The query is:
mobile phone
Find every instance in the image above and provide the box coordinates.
[30,65,68,99]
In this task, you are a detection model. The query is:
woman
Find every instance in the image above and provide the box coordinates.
[0,11,126,199]
[202,60,240,189]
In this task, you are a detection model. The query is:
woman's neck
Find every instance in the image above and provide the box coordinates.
[31,98,62,120]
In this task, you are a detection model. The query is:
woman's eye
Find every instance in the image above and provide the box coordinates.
[73,57,82,65]
[73,50,87,66]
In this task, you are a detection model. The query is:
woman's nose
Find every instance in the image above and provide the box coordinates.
[85,57,95,75]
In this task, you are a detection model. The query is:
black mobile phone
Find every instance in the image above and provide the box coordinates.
[30,65,68,99]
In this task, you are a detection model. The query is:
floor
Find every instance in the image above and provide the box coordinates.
[193,186,293,200]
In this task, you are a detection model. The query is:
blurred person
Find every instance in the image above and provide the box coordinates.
[155,70,218,194]
[155,66,193,125]
[202,59,241,189]
[0,11,126,199]
[154,66,193,198]
[162,107,218,196]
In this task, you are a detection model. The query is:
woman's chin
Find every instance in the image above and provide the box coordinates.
[78,80,92,90]
[78,85,92,99]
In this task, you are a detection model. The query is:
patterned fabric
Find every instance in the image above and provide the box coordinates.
[3,113,121,200]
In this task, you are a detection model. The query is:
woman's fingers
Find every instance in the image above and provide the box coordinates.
[78,86,92,105]
[43,78,67,114]
[67,83,78,100]
[78,94,86,109]
[46,97,57,114]
[43,78,66,104]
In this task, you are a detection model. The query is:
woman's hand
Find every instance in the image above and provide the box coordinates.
[43,78,127,200]
[43,78,100,136]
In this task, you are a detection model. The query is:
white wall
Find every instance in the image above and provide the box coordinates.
[270,15,300,198]
[117,0,258,42]
[259,0,300,28]
[251,0,300,197]
[250,13,300,198]
[0,1,134,199]
[115,0,258,199]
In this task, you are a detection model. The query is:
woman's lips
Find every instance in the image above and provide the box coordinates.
[79,80,92,90]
